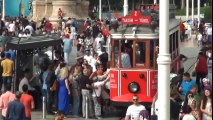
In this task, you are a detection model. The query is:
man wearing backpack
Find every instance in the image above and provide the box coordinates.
[124,95,146,120]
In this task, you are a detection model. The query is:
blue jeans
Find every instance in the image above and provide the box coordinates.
[208,35,212,44]
[2,76,12,92]
[72,87,80,115]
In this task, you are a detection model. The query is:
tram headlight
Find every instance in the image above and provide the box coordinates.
[128,82,140,93]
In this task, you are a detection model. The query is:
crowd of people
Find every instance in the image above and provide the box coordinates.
[0,14,113,120]
[0,11,211,120]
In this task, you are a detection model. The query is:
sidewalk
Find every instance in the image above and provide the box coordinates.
[31,110,121,120]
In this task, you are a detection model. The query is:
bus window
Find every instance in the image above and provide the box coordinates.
[136,42,146,66]
[150,40,154,67]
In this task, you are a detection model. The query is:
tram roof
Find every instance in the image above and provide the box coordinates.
[7,34,62,50]
[110,18,179,39]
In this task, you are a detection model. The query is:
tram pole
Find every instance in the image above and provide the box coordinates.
[157,0,171,120]
[186,0,189,20]
[99,0,102,20]
[197,0,200,25]
[123,0,128,16]
[192,0,194,21]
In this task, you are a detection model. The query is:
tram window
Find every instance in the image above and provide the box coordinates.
[172,34,176,51]
[176,31,179,55]
[136,42,146,66]
[169,35,172,54]
[150,40,154,67]
[114,40,119,67]
[176,31,179,49]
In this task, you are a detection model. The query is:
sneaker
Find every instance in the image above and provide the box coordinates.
[96,116,103,119]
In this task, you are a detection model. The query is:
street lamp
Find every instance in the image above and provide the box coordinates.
[157,0,171,120]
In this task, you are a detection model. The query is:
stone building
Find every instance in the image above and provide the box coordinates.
[31,0,89,22]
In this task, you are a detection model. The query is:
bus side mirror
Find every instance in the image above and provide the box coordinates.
[139,74,145,79]
[122,73,127,78]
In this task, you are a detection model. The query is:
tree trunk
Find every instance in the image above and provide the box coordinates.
[181,0,185,9]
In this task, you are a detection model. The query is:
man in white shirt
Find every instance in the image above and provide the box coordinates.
[8,20,16,36]
[94,33,104,55]
[84,48,93,66]
[207,24,212,44]
[24,24,34,35]
[18,69,35,92]
[125,95,146,120]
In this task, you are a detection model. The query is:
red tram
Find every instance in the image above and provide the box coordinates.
[107,6,180,107]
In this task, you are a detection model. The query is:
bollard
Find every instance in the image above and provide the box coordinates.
[85,96,88,119]
[42,97,46,119]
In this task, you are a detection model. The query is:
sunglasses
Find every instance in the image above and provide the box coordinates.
[133,99,138,101]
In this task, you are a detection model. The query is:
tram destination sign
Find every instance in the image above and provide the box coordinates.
[121,10,151,25]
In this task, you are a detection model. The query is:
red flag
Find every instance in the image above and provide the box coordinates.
[102,27,110,37]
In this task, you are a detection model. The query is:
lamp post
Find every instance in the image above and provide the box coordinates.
[2,0,5,20]
[197,0,200,25]
[99,0,102,20]
[192,0,194,21]
[186,0,189,20]
[123,0,128,16]
[157,0,170,120]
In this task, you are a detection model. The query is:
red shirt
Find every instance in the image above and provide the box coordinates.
[180,23,185,32]
[20,93,34,117]
[196,55,208,74]
[45,22,53,32]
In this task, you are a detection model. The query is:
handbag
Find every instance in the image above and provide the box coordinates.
[51,80,58,91]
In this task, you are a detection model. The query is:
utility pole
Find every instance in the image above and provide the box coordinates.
[2,0,5,20]
[192,0,194,21]
[124,0,128,16]
[99,0,102,20]
[197,0,200,25]
[157,0,171,120]
[186,0,189,20]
